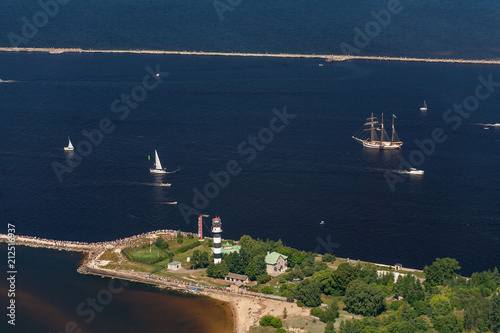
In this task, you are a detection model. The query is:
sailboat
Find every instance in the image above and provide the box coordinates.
[420,101,427,111]
[352,113,403,149]
[150,149,167,174]
[64,137,74,151]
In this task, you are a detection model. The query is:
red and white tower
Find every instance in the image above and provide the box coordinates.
[198,215,203,241]
[211,217,222,264]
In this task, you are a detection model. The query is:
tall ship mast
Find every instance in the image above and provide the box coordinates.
[352,113,403,149]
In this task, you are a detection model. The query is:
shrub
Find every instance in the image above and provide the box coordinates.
[261,286,274,294]
[257,274,272,284]
[260,315,282,328]
[322,253,335,262]
[390,300,403,311]
[176,240,201,254]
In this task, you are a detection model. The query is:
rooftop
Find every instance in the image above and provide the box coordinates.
[265,251,288,265]
[226,272,248,281]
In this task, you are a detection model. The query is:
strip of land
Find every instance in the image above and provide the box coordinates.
[0,231,424,332]
[1,47,500,65]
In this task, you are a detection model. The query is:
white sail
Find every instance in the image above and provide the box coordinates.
[67,137,74,149]
[154,149,163,170]
[424,100,427,108]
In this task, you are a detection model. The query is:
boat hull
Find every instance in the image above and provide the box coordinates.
[150,169,167,174]
[63,147,74,151]
[359,140,402,150]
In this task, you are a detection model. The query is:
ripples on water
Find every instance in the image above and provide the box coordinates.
[0,51,499,275]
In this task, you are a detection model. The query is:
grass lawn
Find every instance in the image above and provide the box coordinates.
[124,245,170,264]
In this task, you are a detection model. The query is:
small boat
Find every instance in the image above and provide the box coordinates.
[319,64,324,67]
[64,137,74,151]
[150,149,167,174]
[320,221,325,225]
[484,127,490,130]
[408,168,424,175]
[420,101,427,111]
[352,113,403,149]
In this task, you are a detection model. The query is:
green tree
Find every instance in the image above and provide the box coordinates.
[394,274,425,305]
[334,263,360,295]
[432,313,464,333]
[245,261,257,281]
[429,294,452,317]
[359,264,378,284]
[206,261,229,279]
[344,280,386,316]
[324,321,335,333]
[191,250,210,269]
[257,274,271,284]
[294,279,322,307]
[424,258,461,287]
[224,252,245,274]
[491,293,500,332]
[312,268,336,295]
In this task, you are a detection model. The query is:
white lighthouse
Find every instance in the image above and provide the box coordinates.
[211,217,222,264]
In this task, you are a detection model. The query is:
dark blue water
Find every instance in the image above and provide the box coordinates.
[1,50,499,275]
[1,0,500,59]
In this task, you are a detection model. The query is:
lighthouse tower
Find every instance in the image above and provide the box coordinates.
[211,217,222,264]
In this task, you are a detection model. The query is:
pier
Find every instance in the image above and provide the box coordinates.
[1,47,500,66]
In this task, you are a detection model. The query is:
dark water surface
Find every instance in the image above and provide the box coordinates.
[0,51,499,275]
[0,245,233,332]
[1,0,500,59]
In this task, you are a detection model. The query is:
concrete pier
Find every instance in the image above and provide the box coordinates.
[1,47,499,66]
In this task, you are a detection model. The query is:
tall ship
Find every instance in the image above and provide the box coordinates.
[352,113,403,149]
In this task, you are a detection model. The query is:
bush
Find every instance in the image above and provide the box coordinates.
[390,300,403,311]
[187,233,194,239]
[310,302,339,323]
[259,315,282,328]
[261,286,274,294]
[322,253,335,262]
[276,329,286,333]
[176,240,201,254]
[257,274,272,284]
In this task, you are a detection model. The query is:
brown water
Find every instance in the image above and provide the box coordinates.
[0,245,233,333]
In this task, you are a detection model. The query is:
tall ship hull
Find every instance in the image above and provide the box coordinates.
[352,113,403,150]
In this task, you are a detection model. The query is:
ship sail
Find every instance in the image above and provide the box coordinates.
[154,149,162,170]
[352,113,403,149]
[67,137,74,149]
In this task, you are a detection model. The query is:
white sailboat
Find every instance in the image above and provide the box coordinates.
[64,137,74,151]
[420,100,427,111]
[150,149,167,174]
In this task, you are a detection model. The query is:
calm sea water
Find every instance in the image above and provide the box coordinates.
[1,51,499,275]
[0,245,233,332]
[0,1,500,330]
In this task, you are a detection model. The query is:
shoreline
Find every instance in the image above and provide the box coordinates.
[0,231,422,332]
[1,47,500,66]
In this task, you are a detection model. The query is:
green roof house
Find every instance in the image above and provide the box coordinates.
[265,251,288,276]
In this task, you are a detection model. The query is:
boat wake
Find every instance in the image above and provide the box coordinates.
[470,123,500,127]
[163,167,181,174]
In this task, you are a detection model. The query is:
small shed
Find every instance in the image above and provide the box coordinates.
[394,263,403,271]
[225,272,249,285]
[168,261,182,270]
[229,280,244,292]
